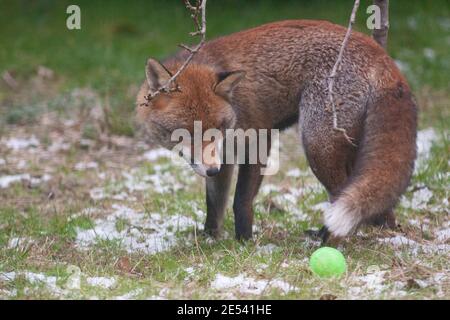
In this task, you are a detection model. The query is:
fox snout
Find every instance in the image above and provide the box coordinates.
[192,163,221,177]
[190,140,222,177]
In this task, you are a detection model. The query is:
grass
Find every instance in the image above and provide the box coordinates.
[0,0,449,300]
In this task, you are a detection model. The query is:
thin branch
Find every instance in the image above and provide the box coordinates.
[327,0,360,147]
[145,0,207,102]
[372,0,389,49]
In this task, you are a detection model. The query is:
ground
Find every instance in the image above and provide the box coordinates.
[0,0,449,300]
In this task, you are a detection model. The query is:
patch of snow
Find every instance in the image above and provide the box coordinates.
[256,244,279,255]
[0,288,17,297]
[260,184,281,196]
[86,277,116,289]
[271,191,308,221]
[395,60,410,73]
[415,128,438,172]
[401,187,433,210]
[211,273,298,295]
[184,267,195,275]
[79,139,94,148]
[114,288,144,300]
[122,169,183,194]
[48,140,71,152]
[142,148,174,161]
[29,174,52,187]
[111,192,134,201]
[89,187,135,202]
[147,288,169,300]
[408,272,448,295]
[19,272,63,295]
[65,265,81,290]
[408,218,430,231]
[75,204,197,254]
[97,172,107,180]
[0,173,51,189]
[429,197,449,214]
[0,174,29,188]
[0,158,5,166]
[89,187,107,200]
[74,161,98,171]
[7,237,35,250]
[348,268,388,298]
[17,159,28,169]
[255,264,269,274]
[3,136,39,150]
[0,271,16,282]
[435,227,450,243]
[423,48,436,60]
[69,207,99,221]
[379,235,450,256]
[286,168,309,178]
[303,183,324,194]
[311,202,330,212]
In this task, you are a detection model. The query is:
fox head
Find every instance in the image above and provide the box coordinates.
[136,58,245,177]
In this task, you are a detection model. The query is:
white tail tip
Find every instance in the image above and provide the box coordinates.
[324,199,361,237]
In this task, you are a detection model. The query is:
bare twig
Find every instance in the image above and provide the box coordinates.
[372,0,389,49]
[145,0,207,102]
[328,0,360,147]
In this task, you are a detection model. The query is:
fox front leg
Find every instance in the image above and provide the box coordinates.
[205,164,234,238]
[233,163,265,240]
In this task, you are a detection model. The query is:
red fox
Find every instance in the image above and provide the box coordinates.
[136,20,417,243]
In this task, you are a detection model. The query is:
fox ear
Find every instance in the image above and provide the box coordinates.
[145,58,172,92]
[215,71,245,99]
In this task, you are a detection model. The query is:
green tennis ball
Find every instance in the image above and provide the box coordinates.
[309,247,347,278]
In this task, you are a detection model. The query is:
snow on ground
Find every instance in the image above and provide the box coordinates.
[378,235,450,256]
[74,161,98,171]
[435,227,450,243]
[0,173,51,188]
[2,136,40,150]
[401,187,433,210]
[114,288,144,300]
[260,184,281,196]
[423,48,436,61]
[271,192,307,220]
[142,148,174,161]
[75,204,198,254]
[0,270,123,298]
[256,243,280,255]
[210,273,298,295]
[311,201,331,212]
[0,174,30,188]
[0,271,62,295]
[7,237,36,250]
[415,128,439,172]
[286,168,309,178]
[123,169,184,194]
[348,270,389,298]
[86,276,117,289]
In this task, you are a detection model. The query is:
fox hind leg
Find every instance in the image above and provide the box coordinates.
[367,209,397,229]
[299,87,362,243]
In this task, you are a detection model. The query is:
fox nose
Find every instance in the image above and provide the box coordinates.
[206,167,220,177]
